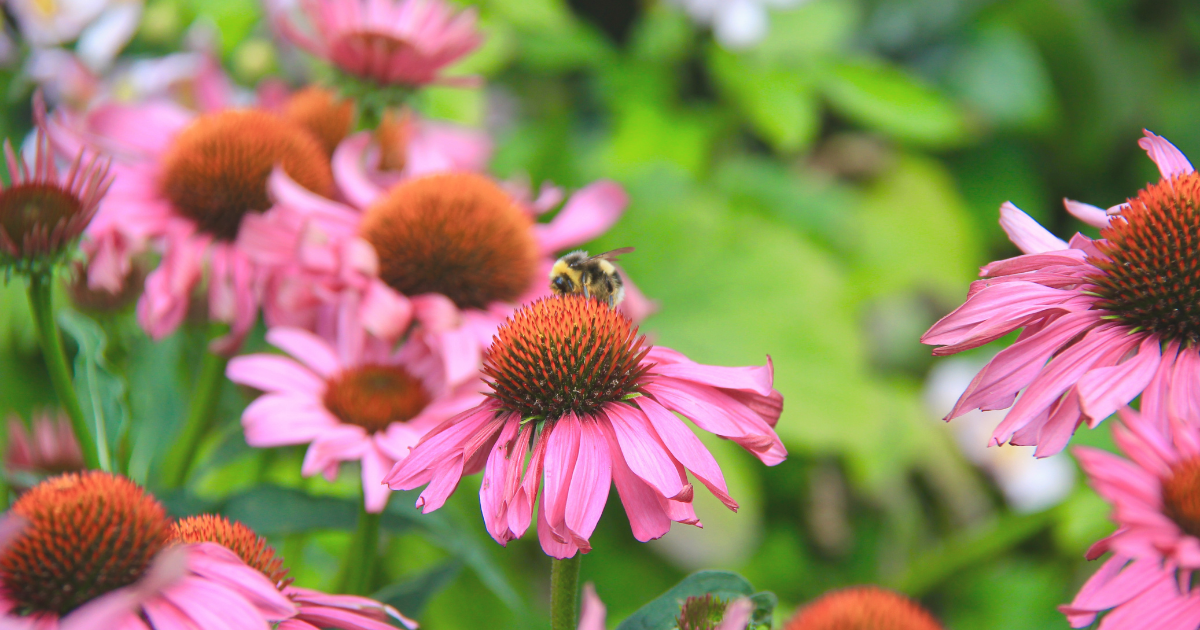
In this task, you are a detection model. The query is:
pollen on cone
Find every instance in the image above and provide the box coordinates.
[159,109,333,241]
[359,172,539,310]
[171,514,292,589]
[322,364,430,433]
[483,295,652,420]
[0,471,170,616]
[785,586,944,630]
[1162,457,1200,539]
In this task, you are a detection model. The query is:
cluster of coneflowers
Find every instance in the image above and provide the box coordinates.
[0,0,1196,629]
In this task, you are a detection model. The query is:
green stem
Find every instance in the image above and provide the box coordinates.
[27,272,101,470]
[550,555,582,630]
[337,501,383,595]
[160,330,229,489]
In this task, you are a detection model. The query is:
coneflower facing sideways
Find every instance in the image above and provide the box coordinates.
[383,295,785,558]
[171,514,418,630]
[0,471,294,628]
[922,131,1200,456]
[0,97,112,273]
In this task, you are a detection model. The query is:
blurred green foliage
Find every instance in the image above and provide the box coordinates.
[5,0,1200,628]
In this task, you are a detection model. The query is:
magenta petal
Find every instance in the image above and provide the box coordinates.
[1077,335,1160,426]
[645,350,773,396]
[563,421,612,550]
[416,454,465,513]
[537,496,580,559]
[480,418,521,544]
[636,396,737,511]
[383,404,499,489]
[541,416,582,542]
[1139,130,1195,179]
[599,421,671,542]
[604,403,690,500]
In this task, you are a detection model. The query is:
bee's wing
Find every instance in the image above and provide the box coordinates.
[589,247,635,262]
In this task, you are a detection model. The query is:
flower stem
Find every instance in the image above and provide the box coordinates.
[160,328,229,489]
[550,555,582,630]
[27,271,101,470]
[337,501,383,595]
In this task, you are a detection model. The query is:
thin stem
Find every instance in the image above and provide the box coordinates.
[550,554,582,630]
[27,272,100,470]
[337,500,383,595]
[160,327,229,489]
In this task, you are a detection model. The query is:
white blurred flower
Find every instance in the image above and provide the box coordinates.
[7,0,143,70]
[669,0,808,49]
[924,357,1076,513]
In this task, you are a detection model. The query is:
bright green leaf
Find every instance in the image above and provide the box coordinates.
[58,309,127,472]
[708,46,819,153]
[821,59,970,147]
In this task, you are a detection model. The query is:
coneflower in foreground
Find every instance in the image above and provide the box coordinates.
[0,471,294,628]
[784,586,944,630]
[384,295,785,558]
[922,131,1200,456]
[1061,408,1200,628]
[171,514,418,630]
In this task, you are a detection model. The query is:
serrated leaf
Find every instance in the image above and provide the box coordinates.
[58,309,126,472]
[615,570,775,630]
[821,59,970,147]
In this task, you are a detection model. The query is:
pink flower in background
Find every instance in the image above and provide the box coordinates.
[49,99,334,352]
[5,411,84,489]
[0,471,295,629]
[251,169,651,389]
[226,326,483,512]
[272,0,483,88]
[922,131,1200,456]
[384,296,785,559]
[172,514,418,630]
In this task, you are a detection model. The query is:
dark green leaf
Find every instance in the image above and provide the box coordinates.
[615,570,775,630]
[126,332,186,485]
[372,561,462,619]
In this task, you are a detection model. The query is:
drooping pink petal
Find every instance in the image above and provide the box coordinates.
[563,421,612,551]
[541,416,581,544]
[604,403,690,501]
[636,396,736,510]
[599,421,671,542]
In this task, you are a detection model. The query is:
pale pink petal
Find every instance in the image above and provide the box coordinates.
[265,327,341,378]
[577,584,606,630]
[1139,130,1194,179]
[999,202,1068,254]
[226,355,325,395]
[332,133,385,209]
[716,598,754,630]
[361,445,393,513]
[535,181,629,254]
[1064,199,1112,229]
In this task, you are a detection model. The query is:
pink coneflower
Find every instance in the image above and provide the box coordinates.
[383,295,785,558]
[5,411,84,491]
[171,514,418,630]
[784,586,944,630]
[227,326,483,512]
[250,169,647,388]
[1060,553,1200,629]
[0,99,112,272]
[273,0,483,89]
[922,131,1200,455]
[56,100,335,352]
[0,471,295,628]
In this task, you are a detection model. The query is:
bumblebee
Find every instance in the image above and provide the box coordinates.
[549,247,634,307]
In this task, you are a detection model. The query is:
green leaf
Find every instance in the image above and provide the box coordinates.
[615,570,775,630]
[821,58,970,147]
[708,47,819,153]
[753,0,861,62]
[186,0,261,55]
[58,309,127,471]
[372,561,462,619]
[126,332,186,485]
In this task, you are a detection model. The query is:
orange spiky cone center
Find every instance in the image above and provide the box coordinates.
[0,471,170,616]
[483,295,652,421]
[159,109,333,241]
[1091,172,1200,343]
[323,364,431,433]
[282,87,355,156]
[1162,457,1200,539]
[359,173,539,310]
[170,514,292,589]
[785,587,944,630]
